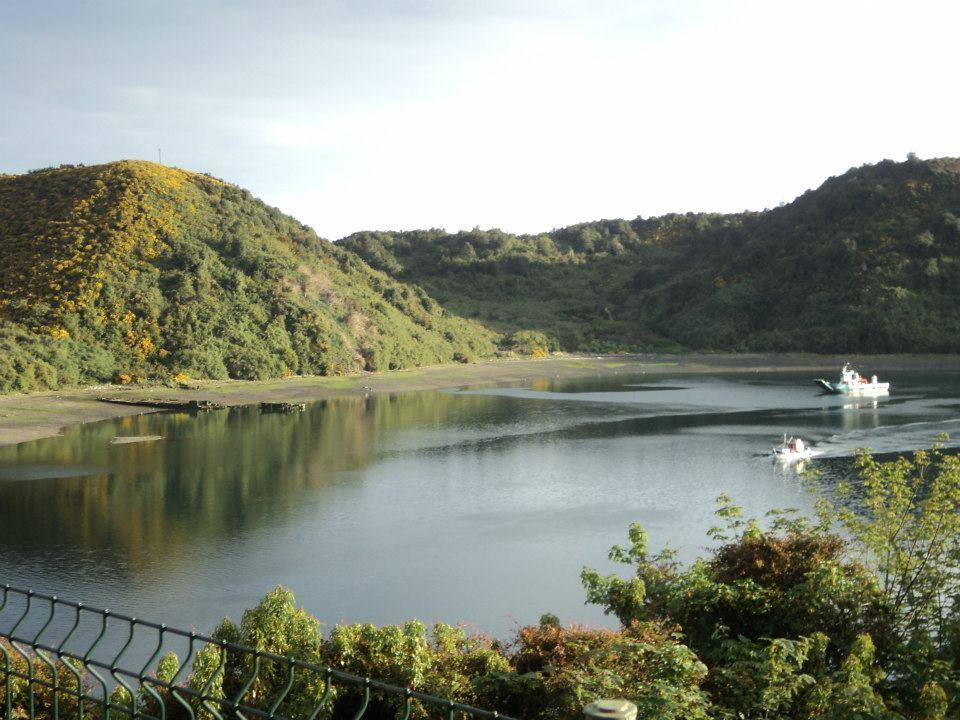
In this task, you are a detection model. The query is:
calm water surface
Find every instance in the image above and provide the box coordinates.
[2,370,959,641]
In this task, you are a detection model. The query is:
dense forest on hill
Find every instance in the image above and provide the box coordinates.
[3,156,958,393]
[0,162,495,392]
[341,157,960,354]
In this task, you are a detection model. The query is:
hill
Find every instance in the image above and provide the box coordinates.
[340,157,960,354]
[0,161,496,392]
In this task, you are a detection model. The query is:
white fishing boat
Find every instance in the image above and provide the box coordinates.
[773,434,813,462]
[815,364,890,396]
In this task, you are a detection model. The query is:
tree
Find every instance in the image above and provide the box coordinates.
[818,442,960,649]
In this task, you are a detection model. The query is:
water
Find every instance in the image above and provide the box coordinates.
[1,370,958,642]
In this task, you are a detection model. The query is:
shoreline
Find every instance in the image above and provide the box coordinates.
[1,352,957,447]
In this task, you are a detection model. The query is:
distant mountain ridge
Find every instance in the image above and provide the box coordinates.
[0,161,495,392]
[340,157,960,353]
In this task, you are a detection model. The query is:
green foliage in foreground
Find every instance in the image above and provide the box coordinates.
[4,445,960,719]
[0,162,496,393]
[584,442,960,719]
[341,157,960,353]
[0,592,707,720]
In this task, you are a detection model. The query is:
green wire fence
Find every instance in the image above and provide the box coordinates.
[0,585,517,720]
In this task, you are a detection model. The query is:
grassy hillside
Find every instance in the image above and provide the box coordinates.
[341,157,960,353]
[0,161,495,392]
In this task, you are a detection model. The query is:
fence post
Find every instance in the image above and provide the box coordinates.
[583,699,638,720]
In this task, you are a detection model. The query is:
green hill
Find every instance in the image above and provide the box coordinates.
[5,156,958,394]
[340,157,960,354]
[0,161,495,392]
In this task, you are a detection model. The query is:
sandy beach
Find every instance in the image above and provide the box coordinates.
[1,353,957,447]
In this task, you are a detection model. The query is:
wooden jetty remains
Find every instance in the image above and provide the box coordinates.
[259,401,306,413]
[97,397,226,411]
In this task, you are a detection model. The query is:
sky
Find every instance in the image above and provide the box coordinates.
[3,0,959,240]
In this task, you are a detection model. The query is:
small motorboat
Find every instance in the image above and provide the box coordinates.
[773,434,813,462]
[815,363,890,396]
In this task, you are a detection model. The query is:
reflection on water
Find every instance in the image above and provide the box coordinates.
[1,371,958,638]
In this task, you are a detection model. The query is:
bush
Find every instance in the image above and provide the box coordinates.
[489,620,709,720]
[139,588,712,720]
[501,330,555,354]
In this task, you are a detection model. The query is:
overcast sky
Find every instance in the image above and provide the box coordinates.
[3,0,959,239]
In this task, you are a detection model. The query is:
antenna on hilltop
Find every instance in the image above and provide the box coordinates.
[158,148,162,165]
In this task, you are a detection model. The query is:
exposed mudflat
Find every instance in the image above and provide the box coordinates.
[0,352,957,447]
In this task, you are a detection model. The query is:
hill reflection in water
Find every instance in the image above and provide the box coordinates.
[1,371,958,638]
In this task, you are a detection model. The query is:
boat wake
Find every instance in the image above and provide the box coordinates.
[811,418,960,458]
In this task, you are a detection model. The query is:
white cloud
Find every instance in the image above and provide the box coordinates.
[4,0,959,237]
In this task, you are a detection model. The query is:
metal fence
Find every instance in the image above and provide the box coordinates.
[0,585,516,720]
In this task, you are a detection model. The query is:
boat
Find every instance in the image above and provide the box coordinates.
[773,434,813,462]
[814,364,890,396]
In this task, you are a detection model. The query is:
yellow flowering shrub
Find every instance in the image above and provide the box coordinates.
[0,161,191,325]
